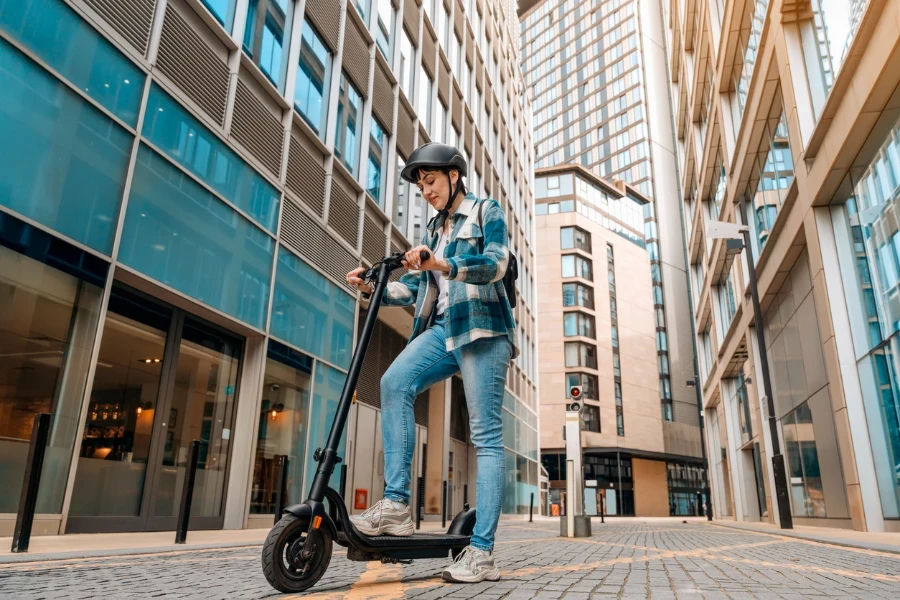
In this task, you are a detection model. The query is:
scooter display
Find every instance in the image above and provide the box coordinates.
[261,250,476,593]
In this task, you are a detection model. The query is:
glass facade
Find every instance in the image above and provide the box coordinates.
[367,118,387,207]
[243,0,290,90]
[335,73,363,177]
[295,19,331,138]
[501,391,539,514]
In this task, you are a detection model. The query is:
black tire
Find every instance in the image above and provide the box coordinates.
[261,513,332,593]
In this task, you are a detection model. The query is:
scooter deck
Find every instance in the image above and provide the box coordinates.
[339,531,470,548]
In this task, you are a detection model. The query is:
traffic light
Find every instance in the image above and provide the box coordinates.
[567,385,583,412]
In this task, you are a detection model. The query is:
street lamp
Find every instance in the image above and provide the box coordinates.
[707,214,793,530]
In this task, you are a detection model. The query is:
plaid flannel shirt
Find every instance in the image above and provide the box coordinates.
[380,193,518,357]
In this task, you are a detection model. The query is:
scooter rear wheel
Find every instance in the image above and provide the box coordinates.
[262,513,332,593]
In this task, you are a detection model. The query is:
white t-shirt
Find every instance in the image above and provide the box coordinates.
[431,232,449,315]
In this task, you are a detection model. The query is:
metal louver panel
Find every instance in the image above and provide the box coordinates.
[356,311,412,409]
[231,79,284,177]
[453,0,463,38]
[403,0,420,44]
[286,134,326,217]
[493,97,499,132]
[437,58,450,107]
[156,7,229,125]
[397,101,415,157]
[362,215,387,264]
[474,135,482,175]
[373,61,395,135]
[464,112,473,154]
[422,22,436,78]
[475,0,483,16]
[465,28,474,67]
[451,83,462,133]
[418,125,430,144]
[281,198,358,290]
[485,18,492,42]
[484,165,492,195]
[343,15,370,96]
[84,0,155,54]
[484,81,492,113]
[328,182,361,248]
[305,0,342,52]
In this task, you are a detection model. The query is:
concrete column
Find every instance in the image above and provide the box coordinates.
[425,379,451,517]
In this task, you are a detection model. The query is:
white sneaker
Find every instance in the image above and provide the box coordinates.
[441,546,501,583]
[349,498,414,536]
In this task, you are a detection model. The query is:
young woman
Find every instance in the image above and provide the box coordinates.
[345,142,516,583]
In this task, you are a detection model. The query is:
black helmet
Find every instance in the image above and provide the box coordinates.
[400,143,467,184]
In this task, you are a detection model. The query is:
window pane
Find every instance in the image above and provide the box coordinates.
[367,118,387,207]
[0,40,132,253]
[120,145,274,328]
[199,0,238,30]
[336,74,363,177]
[270,246,355,369]
[243,0,289,89]
[0,0,145,125]
[393,155,408,231]
[375,0,395,59]
[295,19,331,138]
[561,227,575,249]
[304,362,348,494]
[144,85,280,232]
[399,30,415,100]
[561,255,575,277]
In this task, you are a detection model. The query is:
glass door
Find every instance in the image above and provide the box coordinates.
[68,285,243,533]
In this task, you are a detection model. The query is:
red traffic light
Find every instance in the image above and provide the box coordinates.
[569,385,582,399]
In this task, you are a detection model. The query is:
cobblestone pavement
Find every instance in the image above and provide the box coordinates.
[2,519,900,599]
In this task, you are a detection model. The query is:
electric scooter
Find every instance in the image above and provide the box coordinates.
[261,250,476,593]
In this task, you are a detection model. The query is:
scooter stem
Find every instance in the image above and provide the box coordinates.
[308,261,391,502]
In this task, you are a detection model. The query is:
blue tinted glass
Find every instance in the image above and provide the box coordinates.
[295,20,330,137]
[0,0,144,126]
[336,75,362,176]
[304,361,347,494]
[200,0,237,31]
[243,0,287,89]
[120,145,273,328]
[143,85,279,232]
[0,40,132,253]
[367,119,385,204]
[270,246,355,369]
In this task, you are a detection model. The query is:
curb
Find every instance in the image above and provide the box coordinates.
[709,521,900,556]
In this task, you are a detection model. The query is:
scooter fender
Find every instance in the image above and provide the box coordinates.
[447,505,477,536]
[283,500,337,541]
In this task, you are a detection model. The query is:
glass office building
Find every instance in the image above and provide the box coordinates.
[0,0,537,534]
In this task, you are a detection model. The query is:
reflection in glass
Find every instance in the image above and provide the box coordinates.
[200,0,238,32]
[243,0,289,89]
[335,74,363,177]
[806,0,865,115]
[0,39,132,254]
[69,287,169,517]
[375,0,395,59]
[304,362,347,494]
[295,19,331,138]
[0,247,103,515]
[153,318,242,518]
[749,108,793,254]
[394,155,409,233]
[562,283,594,309]
[367,118,387,207]
[782,402,826,517]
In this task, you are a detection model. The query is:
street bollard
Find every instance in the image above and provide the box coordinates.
[175,440,202,544]
[529,492,534,523]
[11,413,51,553]
[416,476,424,530]
[273,455,288,525]
[441,481,448,528]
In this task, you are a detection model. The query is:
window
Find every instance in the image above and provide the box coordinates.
[399,30,416,100]
[335,73,363,177]
[566,373,598,399]
[749,106,793,254]
[0,39,132,254]
[355,0,372,25]
[295,19,331,139]
[367,118,388,208]
[393,154,408,232]
[564,312,595,338]
[243,0,290,89]
[565,342,598,369]
[560,226,592,252]
[561,255,593,279]
[375,0,395,59]
[717,271,737,332]
[582,403,601,433]
[417,65,433,134]
[120,145,275,329]
[782,402,827,517]
[144,85,280,232]
[199,0,238,31]
[562,283,594,309]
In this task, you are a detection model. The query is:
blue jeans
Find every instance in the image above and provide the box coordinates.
[380,316,511,551]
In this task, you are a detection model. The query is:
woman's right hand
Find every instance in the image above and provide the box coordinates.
[346,267,372,293]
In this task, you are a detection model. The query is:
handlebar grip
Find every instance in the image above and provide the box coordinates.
[420,250,431,261]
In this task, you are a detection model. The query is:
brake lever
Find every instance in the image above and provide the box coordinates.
[363,250,432,283]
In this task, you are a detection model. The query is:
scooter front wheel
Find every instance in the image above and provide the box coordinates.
[262,513,333,593]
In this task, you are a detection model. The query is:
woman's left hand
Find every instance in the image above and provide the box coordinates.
[403,245,449,273]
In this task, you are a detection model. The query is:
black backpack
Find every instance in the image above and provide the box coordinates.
[477,200,519,308]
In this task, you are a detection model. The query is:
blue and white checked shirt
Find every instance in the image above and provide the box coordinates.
[380,193,518,357]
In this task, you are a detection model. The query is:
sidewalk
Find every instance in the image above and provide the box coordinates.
[713,518,900,554]
[0,518,450,564]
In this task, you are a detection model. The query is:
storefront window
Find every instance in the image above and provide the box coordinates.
[251,342,313,513]
[782,402,826,517]
[0,242,103,515]
[0,38,132,254]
